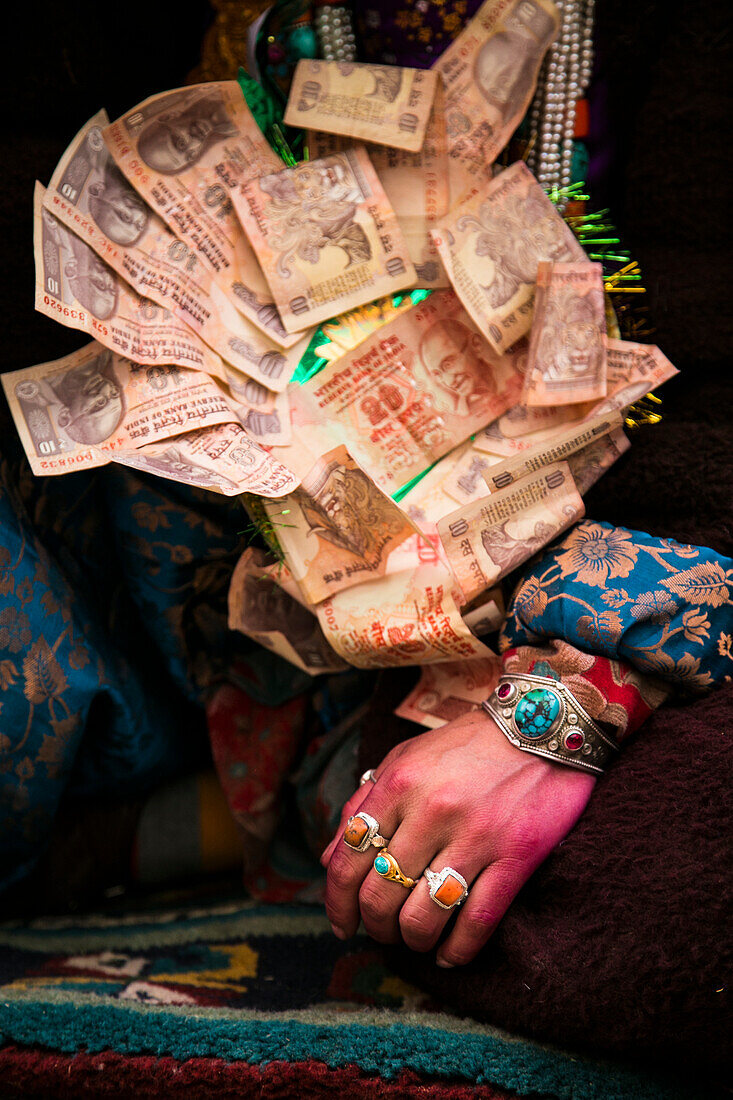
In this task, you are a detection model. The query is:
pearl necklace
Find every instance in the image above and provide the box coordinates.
[315,4,357,62]
[526,0,595,204]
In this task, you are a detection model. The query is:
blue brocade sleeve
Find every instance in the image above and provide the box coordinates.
[500,520,733,693]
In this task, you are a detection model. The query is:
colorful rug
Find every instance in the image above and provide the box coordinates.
[0,898,711,1099]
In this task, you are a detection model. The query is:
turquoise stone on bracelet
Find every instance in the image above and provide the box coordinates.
[374,855,390,876]
[514,688,561,739]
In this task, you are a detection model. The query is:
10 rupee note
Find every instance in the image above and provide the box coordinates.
[522,261,607,407]
[433,0,560,204]
[111,423,298,497]
[45,113,309,392]
[438,460,584,602]
[307,85,449,287]
[103,83,301,346]
[263,445,419,604]
[229,547,347,674]
[233,147,416,333]
[3,342,245,476]
[395,656,501,728]
[34,183,230,383]
[286,61,439,153]
[431,161,586,354]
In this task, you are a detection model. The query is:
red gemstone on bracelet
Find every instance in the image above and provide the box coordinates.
[565,731,584,751]
[497,683,512,700]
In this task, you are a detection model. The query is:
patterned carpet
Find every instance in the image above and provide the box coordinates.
[0,897,711,1099]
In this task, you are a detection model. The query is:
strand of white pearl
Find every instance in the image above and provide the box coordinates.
[315,6,357,61]
[527,0,595,204]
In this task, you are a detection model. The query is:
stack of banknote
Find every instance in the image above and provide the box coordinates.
[3,0,679,723]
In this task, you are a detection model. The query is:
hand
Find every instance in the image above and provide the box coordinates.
[321,709,595,967]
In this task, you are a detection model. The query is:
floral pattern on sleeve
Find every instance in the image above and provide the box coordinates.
[501,521,733,693]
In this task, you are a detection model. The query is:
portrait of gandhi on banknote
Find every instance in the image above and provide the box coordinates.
[63,234,119,319]
[42,210,119,320]
[58,124,150,246]
[296,460,406,562]
[262,157,371,276]
[474,0,557,127]
[460,191,578,310]
[536,289,606,385]
[87,158,150,247]
[124,447,240,492]
[48,349,124,446]
[418,318,499,417]
[131,88,238,176]
[240,573,332,669]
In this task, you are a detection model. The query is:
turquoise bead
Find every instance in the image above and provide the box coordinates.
[288,26,319,60]
[514,688,560,739]
[374,855,390,876]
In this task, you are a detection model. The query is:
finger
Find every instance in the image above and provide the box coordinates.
[320,782,372,867]
[357,823,439,945]
[399,849,484,954]
[324,776,406,940]
[320,766,384,866]
[436,857,530,968]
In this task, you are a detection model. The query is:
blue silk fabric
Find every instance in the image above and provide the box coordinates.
[501,520,733,691]
[0,453,248,892]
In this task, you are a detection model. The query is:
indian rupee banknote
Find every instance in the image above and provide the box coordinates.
[481,410,624,492]
[566,425,630,494]
[290,290,525,493]
[307,85,449,287]
[103,83,300,345]
[262,445,419,604]
[233,147,416,332]
[433,0,560,204]
[229,547,348,674]
[316,560,496,668]
[2,342,256,475]
[394,656,501,728]
[110,423,298,497]
[35,183,228,382]
[431,161,586,353]
[437,460,584,601]
[45,112,309,391]
[286,60,439,153]
[473,338,678,447]
[440,444,504,505]
[522,260,607,406]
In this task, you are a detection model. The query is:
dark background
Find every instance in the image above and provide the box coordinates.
[2,0,731,544]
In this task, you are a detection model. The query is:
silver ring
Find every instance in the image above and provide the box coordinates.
[359,769,377,786]
[343,811,389,852]
[423,866,469,910]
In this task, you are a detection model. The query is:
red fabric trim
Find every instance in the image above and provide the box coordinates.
[0,1046,517,1099]
[501,645,660,742]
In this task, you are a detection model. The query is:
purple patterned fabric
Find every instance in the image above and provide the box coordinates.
[356,0,484,68]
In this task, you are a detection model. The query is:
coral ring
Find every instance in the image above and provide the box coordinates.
[343,812,388,853]
[423,866,469,910]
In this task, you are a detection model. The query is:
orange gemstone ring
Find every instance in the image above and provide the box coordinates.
[343,812,388,853]
[424,866,469,910]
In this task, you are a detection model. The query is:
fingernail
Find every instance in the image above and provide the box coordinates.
[330,923,347,940]
[436,957,454,968]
